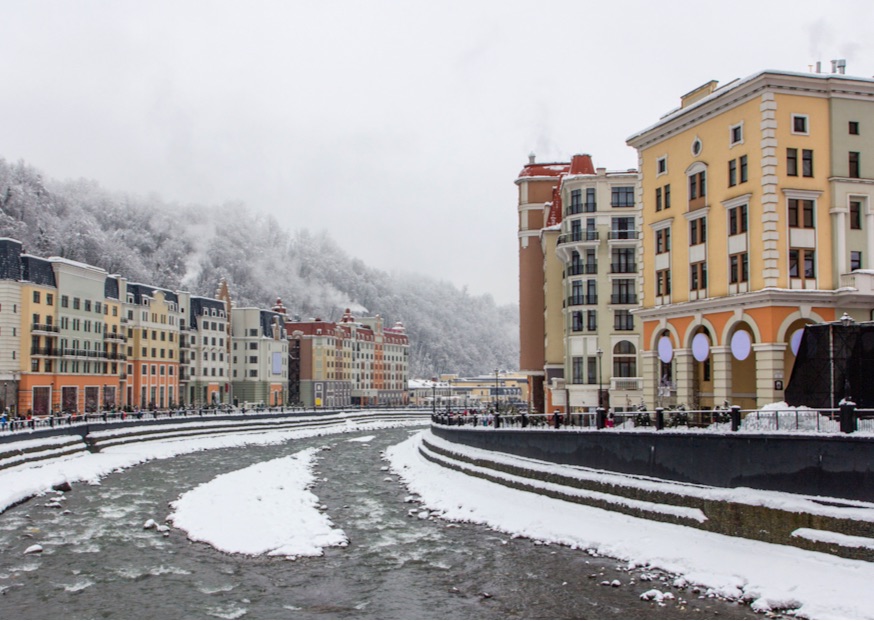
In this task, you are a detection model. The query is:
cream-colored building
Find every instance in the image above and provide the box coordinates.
[552,155,643,413]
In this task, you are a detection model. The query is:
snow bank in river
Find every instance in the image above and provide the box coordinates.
[169,448,347,557]
[385,430,874,620]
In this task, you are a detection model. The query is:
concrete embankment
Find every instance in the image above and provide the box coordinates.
[424,427,874,562]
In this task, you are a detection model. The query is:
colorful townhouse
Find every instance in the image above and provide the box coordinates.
[0,238,126,416]
[286,308,409,408]
[230,306,288,407]
[626,67,874,409]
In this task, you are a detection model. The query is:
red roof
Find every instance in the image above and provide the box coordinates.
[569,153,595,175]
[517,162,569,179]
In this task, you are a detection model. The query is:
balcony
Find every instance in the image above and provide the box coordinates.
[610,263,637,274]
[607,230,641,242]
[31,323,60,334]
[566,295,598,307]
[566,202,596,215]
[30,346,58,357]
[567,263,598,276]
[104,331,127,342]
[610,294,638,305]
[611,377,642,391]
[557,231,599,247]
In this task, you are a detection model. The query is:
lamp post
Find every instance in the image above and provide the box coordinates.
[494,368,499,413]
[596,348,603,408]
[431,377,437,415]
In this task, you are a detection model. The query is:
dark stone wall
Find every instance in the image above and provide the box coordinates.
[430,426,874,502]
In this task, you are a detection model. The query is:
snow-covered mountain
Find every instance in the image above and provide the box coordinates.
[0,158,518,377]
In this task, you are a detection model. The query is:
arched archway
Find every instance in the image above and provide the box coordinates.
[688,325,715,409]
[727,322,757,409]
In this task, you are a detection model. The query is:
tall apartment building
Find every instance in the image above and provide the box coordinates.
[179,292,230,407]
[230,307,288,407]
[0,238,126,415]
[516,155,643,414]
[516,156,570,413]
[626,67,874,409]
[554,156,643,412]
[123,284,182,409]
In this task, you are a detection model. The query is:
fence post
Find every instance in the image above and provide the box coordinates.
[730,406,741,432]
[494,412,501,429]
[596,407,606,429]
[655,407,664,430]
[840,401,856,434]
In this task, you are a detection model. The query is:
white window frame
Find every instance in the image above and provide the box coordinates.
[791,114,809,136]
[729,121,744,147]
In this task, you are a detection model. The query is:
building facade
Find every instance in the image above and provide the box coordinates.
[626,68,874,409]
[553,155,644,413]
[517,154,644,414]
[287,309,409,408]
[230,307,288,407]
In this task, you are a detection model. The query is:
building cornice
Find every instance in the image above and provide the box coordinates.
[633,287,874,321]
[627,71,874,151]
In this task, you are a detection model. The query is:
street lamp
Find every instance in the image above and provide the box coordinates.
[596,348,603,408]
[431,377,437,415]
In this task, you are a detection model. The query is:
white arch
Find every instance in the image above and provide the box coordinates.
[775,309,828,342]
[649,321,682,351]
[720,312,763,346]
[682,317,719,349]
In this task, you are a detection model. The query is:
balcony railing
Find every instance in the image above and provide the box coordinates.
[30,346,58,356]
[31,323,60,333]
[610,263,637,274]
[610,377,643,391]
[557,231,599,245]
[104,331,127,341]
[567,295,598,306]
[608,230,641,241]
[567,203,597,215]
[567,263,598,276]
[610,294,638,304]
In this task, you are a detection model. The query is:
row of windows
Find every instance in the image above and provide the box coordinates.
[59,295,118,316]
[570,309,635,332]
[656,247,822,296]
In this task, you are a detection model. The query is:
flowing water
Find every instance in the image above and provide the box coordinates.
[0,427,760,619]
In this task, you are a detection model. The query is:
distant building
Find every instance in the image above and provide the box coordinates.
[123,283,182,409]
[0,238,126,415]
[286,309,409,408]
[230,306,288,407]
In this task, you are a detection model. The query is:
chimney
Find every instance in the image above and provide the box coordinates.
[528,152,536,165]
[816,61,822,73]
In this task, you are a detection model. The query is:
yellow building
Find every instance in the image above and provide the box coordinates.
[627,68,874,409]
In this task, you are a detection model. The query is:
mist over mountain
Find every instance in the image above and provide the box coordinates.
[0,157,519,377]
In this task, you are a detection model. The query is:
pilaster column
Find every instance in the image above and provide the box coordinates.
[711,346,733,406]
[866,212,874,269]
[753,342,787,408]
[642,350,659,409]
[673,349,695,408]
[834,210,848,276]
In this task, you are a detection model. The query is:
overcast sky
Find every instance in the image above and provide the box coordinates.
[3,1,873,305]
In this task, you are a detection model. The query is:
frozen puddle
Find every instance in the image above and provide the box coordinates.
[170,448,348,557]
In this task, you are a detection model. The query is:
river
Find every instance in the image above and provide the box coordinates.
[0,426,759,619]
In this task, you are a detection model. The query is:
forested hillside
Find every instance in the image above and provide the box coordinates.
[0,158,518,377]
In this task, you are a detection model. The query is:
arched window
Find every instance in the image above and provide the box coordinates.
[613,341,637,377]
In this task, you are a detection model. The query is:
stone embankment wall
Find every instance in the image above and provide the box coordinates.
[427,426,874,562]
